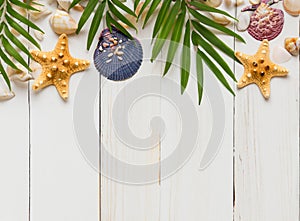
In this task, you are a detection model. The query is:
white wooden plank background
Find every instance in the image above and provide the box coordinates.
[0,0,298,221]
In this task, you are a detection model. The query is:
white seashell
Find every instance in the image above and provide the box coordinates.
[50,10,78,35]
[272,45,292,64]
[209,12,231,25]
[285,37,300,56]
[283,0,300,16]
[34,30,44,41]
[48,0,56,4]
[0,90,15,101]
[236,12,251,31]
[249,0,260,5]
[235,0,245,6]
[79,0,88,7]
[7,65,34,82]
[29,4,52,20]
[225,0,232,7]
[199,0,222,7]
[57,0,71,11]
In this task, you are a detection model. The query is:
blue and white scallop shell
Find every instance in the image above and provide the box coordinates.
[93,27,143,81]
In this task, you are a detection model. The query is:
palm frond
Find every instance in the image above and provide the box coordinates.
[73,0,245,105]
[0,0,43,90]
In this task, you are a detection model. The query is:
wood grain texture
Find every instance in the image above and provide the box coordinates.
[160,3,235,220]
[234,2,299,220]
[0,78,29,221]
[0,1,299,221]
[100,15,161,220]
[29,5,99,221]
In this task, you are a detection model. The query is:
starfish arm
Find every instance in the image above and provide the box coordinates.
[257,39,270,58]
[257,81,271,99]
[235,51,251,65]
[270,64,289,77]
[69,58,90,74]
[30,51,53,65]
[237,72,255,88]
[54,34,70,57]
[32,71,53,91]
[53,78,70,100]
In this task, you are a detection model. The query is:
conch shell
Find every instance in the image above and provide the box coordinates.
[285,37,300,56]
[50,10,78,35]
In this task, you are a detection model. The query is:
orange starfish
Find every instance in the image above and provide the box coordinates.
[236,39,289,99]
[30,34,90,100]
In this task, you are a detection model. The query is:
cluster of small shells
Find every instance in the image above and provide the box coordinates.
[100,37,126,63]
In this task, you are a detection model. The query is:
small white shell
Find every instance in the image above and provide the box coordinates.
[283,0,300,16]
[285,37,300,56]
[79,0,88,7]
[50,10,78,35]
[47,0,56,4]
[225,0,232,7]
[34,30,44,41]
[209,12,231,25]
[57,0,71,11]
[0,90,15,101]
[235,0,245,6]
[272,45,292,64]
[29,4,51,20]
[249,0,260,5]
[7,65,34,82]
[236,12,251,32]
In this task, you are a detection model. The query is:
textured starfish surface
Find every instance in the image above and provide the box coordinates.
[235,39,289,99]
[30,34,90,100]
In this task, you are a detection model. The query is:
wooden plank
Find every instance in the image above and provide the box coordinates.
[29,6,99,221]
[0,77,29,221]
[100,14,161,221]
[234,3,299,220]
[160,3,235,220]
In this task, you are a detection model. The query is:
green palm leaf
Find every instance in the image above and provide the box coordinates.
[196,49,204,105]
[143,0,161,28]
[0,0,43,90]
[181,21,191,94]
[76,0,99,34]
[0,61,11,90]
[163,8,186,75]
[151,0,181,62]
[189,8,245,42]
[151,0,172,38]
[108,1,137,31]
[189,1,237,20]
[111,0,137,17]
[192,21,241,63]
[87,1,106,50]
[192,31,236,81]
[198,50,235,95]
